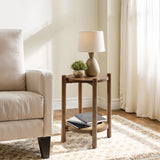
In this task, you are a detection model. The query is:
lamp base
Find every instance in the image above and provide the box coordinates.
[86,52,100,77]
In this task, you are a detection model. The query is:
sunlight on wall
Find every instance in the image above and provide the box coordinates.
[0,0,98,101]
[0,0,52,38]
[0,0,53,70]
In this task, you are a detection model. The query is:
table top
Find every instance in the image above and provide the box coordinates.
[65,74,109,83]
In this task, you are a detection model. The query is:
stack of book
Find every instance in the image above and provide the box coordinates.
[67,112,106,129]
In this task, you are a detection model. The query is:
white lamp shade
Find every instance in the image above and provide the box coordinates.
[78,31,105,52]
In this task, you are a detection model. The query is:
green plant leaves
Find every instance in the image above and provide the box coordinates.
[71,60,88,70]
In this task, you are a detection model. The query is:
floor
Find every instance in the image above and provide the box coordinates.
[54,107,160,133]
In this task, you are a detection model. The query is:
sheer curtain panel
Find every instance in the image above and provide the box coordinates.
[120,0,160,120]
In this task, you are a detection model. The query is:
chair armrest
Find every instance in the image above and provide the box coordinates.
[26,69,53,136]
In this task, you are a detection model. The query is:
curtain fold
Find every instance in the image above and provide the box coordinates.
[120,0,160,120]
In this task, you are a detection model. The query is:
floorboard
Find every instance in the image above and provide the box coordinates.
[54,107,160,133]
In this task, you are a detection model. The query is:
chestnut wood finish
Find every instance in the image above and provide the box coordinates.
[61,74,111,149]
[78,83,82,113]
[92,78,97,148]
[107,73,111,138]
[67,122,108,134]
[66,74,108,83]
[61,75,66,142]
[38,136,51,159]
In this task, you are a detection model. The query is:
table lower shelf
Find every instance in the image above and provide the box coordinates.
[66,122,108,134]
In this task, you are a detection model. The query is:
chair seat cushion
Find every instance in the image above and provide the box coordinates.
[0,91,44,121]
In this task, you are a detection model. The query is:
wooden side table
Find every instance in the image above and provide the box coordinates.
[61,74,111,149]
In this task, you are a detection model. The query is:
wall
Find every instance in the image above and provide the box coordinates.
[0,0,121,110]
[0,0,98,107]
[98,0,121,109]
[50,0,98,101]
[98,0,108,102]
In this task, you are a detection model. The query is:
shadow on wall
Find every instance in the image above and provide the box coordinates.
[24,23,55,57]
[23,15,78,58]
[23,13,79,72]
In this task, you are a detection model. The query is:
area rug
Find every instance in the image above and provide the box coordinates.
[0,115,160,160]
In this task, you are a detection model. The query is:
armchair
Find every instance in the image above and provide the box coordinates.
[0,29,53,158]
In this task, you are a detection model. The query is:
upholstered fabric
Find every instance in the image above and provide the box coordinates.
[0,29,53,143]
[26,70,53,136]
[0,29,25,91]
[0,91,44,122]
[0,119,43,141]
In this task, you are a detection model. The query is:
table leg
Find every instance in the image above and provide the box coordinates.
[92,79,97,149]
[78,83,82,113]
[62,75,66,142]
[107,73,111,138]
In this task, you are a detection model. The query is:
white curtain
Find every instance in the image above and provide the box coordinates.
[120,0,160,120]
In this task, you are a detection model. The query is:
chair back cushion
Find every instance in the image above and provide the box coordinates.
[0,29,25,90]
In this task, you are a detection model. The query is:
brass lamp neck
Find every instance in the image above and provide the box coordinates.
[88,52,94,58]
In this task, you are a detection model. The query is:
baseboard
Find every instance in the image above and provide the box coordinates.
[53,97,120,110]
[53,97,92,110]
[98,97,120,110]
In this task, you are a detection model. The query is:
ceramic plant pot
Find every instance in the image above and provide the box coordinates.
[73,70,85,78]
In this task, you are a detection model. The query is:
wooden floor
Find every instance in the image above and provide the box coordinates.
[54,107,160,133]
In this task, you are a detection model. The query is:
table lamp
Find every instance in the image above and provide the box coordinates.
[78,31,105,77]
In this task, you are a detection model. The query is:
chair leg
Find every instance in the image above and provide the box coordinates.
[38,136,51,159]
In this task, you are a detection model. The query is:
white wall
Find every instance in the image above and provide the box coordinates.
[0,0,121,109]
[50,0,98,100]
[107,0,121,100]
[98,0,121,104]
[98,0,108,101]
[0,0,98,103]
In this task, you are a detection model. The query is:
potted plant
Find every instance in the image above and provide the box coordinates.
[71,60,88,77]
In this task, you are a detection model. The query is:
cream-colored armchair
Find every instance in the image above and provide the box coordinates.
[0,29,53,158]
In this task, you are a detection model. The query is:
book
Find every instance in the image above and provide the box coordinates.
[67,116,91,126]
[67,116,103,129]
[67,121,90,129]
[67,116,91,129]
[75,112,106,125]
